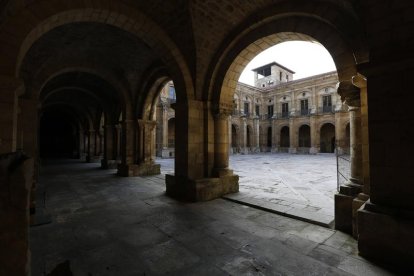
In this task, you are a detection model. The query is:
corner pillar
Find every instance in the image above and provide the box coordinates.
[101,124,119,169]
[335,80,364,235]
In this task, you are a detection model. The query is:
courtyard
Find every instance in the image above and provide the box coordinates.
[157,153,339,227]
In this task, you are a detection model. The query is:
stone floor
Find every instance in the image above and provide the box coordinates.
[158,153,339,227]
[30,160,396,275]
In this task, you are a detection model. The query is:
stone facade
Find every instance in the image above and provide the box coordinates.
[156,64,349,157]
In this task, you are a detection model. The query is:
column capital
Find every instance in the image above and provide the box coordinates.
[337,80,360,107]
[352,73,367,89]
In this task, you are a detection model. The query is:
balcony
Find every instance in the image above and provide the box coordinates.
[319,105,335,114]
[298,109,311,116]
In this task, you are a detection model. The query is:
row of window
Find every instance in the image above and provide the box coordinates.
[241,95,333,117]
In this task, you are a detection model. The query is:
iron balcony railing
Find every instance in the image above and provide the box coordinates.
[319,105,335,114]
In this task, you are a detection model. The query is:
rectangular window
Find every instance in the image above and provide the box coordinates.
[300,99,309,115]
[282,102,289,118]
[244,102,249,115]
[323,95,332,112]
[279,72,283,81]
[267,105,274,118]
[255,105,260,116]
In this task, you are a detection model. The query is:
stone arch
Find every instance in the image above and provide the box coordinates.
[205,0,367,111]
[0,1,194,104]
[26,64,130,121]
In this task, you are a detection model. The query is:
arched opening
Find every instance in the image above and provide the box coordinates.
[280,126,290,152]
[298,125,311,153]
[320,123,336,153]
[267,127,272,148]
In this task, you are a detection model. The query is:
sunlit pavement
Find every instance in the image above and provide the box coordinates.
[157,153,338,227]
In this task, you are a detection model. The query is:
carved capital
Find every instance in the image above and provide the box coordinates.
[337,80,360,107]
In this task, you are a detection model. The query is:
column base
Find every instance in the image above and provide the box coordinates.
[334,183,362,234]
[358,200,414,270]
[289,147,297,154]
[117,162,161,177]
[101,159,120,169]
[166,174,239,201]
[309,147,319,154]
[351,193,369,238]
[212,168,233,177]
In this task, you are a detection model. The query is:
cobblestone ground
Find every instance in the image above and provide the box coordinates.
[157,153,341,226]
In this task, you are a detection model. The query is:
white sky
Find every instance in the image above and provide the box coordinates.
[238,41,337,85]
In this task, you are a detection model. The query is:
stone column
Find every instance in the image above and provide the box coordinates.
[288,118,296,153]
[272,119,278,152]
[86,130,95,162]
[213,110,232,177]
[335,80,363,235]
[115,124,121,160]
[0,76,19,154]
[117,120,135,176]
[254,117,260,152]
[0,152,33,276]
[161,104,170,158]
[228,116,232,154]
[134,119,160,175]
[309,116,319,154]
[351,74,370,237]
[79,129,86,161]
[241,118,247,154]
[165,100,238,202]
[17,98,39,225]
[101,124,118,169]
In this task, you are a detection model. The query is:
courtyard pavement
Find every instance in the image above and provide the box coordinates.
[30,160,395,275]
[157,153,338,227]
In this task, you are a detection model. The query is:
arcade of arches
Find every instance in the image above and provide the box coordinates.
[1,1,413,274]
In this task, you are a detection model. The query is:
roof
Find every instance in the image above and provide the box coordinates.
[252,61,295,74]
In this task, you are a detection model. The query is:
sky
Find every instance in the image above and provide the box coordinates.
[238,41,337,86]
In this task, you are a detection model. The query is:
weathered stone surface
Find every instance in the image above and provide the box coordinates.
[0,152,33,276]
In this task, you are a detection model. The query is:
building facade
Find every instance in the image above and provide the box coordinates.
[156,63,350,157]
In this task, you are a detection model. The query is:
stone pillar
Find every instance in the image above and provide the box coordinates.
[86,130,96,163]
[0,152,33,276]
[253,118,260,153]
[271,119,278,152]
[17,98,39,225]
[0,76,19,154]
[101,124,119,169]
[334,81,363,235]
[288,118,296,153]
[166,101,238,201]
[79,129,86,161]
[117,120,135,176]
[309,116,319,154]
[212,110,232,177]
[161,104,170,158]
[228,116,232,154]
[115,124,121,160]
[241,118,247,154]
[133,119,160,175]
